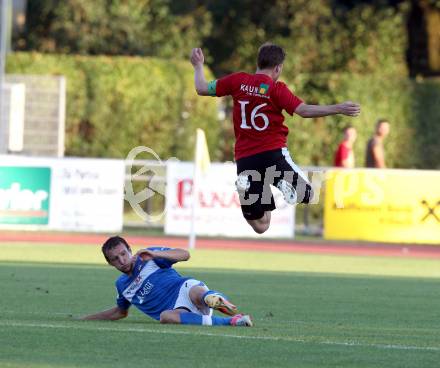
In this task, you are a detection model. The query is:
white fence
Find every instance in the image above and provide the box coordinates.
[4,75,66,157]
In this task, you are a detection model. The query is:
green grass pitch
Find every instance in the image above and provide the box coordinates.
[0,242,439,368]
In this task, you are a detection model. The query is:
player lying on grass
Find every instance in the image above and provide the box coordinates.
[80,236,252,327]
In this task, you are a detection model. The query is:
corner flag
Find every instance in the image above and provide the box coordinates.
[189,128,210,249]
[195,128,210,175]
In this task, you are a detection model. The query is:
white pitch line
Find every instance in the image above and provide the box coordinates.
[1,321,439,352]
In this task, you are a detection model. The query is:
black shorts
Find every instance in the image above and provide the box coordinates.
[236,148,313,220]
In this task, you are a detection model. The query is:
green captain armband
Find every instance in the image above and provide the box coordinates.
[207,80,217,96]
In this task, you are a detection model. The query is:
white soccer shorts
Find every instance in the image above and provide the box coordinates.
[173,279,213,316]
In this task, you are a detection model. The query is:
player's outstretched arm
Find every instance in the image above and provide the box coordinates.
[80,306,128,321]
[190,48,210,96]
[136,248,190,263]
[295,101,360,118]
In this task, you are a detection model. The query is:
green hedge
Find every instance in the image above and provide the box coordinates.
[7,52,220,160]
[6,52,440,169]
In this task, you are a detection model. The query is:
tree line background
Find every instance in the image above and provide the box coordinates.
[7,0,440,169]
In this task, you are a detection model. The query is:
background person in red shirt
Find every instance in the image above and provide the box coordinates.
[334,125,357,168]
[190,43,360,234]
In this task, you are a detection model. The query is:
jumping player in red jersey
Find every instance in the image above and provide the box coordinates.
[190,43,360,234]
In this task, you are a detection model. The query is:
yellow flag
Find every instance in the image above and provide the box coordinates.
[195,128,210,175]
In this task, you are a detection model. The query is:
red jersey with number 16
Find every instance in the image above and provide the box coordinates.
[212,72,303,160]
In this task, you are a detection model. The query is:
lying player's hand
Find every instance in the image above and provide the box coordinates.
[190,48,205,67]
[338,101,361,116]
[136,248,156,261]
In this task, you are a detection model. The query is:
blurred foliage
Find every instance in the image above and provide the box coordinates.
[6,53,221,161]
[426,0,440,8]
[16,0,211,59]
[411,79,440,169]
[7,52,439,169]
[202,0,408,76]
[10,0,440,169]
[16,0,409,74]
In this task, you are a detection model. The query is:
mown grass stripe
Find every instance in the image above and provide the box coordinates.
[2,320,439,352]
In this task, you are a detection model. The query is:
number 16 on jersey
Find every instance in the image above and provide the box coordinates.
[239,101,269,131]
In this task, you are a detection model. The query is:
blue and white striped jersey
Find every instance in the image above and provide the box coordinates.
[115,247,190,320]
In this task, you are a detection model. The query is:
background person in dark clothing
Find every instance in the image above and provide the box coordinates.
[365,119,390,168]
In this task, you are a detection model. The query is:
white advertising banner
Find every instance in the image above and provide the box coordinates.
[165,161,295,238]
[0,155,125,232]
[49,158,125,232]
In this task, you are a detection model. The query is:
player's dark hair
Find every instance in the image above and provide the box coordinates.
[344,124,354,132]
[257,43,286,69]
[102,236,131,262]
[376,118,389,128]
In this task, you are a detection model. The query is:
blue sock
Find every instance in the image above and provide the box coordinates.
[211,316,232,326]
[180,312,232,326]
[180,313,203,325]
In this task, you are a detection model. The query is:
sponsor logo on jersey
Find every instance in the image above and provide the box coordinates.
[122,261,160,302]
[125,275,143,294]
[240,83,270,98]
[137,281,154,304]
[139,281,154,297]
[259,83,269,94]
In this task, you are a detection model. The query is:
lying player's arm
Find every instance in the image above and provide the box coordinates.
[136,248,190,263]
[190,48,210,96]
[295,101,360,118]
[80,306,128,321]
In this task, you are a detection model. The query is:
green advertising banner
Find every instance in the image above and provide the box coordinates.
[0,167,51,225]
